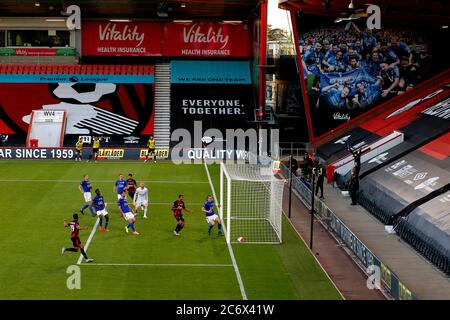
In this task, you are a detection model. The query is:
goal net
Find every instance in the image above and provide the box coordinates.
[220,162,284,244]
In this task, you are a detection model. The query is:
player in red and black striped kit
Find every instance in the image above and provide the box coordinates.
[126,173,137,209]
[172,194,193,236]
[61,213,94,263]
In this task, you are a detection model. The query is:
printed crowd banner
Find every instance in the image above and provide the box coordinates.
[82,21,163,56]
[294,13,443,140]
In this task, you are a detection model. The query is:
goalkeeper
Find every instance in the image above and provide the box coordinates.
[202,195,223,236]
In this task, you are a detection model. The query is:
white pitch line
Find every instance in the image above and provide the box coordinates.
[203,162,247,300]
[80,263,233,267]
[77,218,100,265]
[0,179,208,184]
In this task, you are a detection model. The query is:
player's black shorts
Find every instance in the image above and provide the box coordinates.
[76,149,82,154]
[148,148,155,155]
[71,237,81,248]
[128,192,135,199]
[174,214,184,222]
[93,148,99,153]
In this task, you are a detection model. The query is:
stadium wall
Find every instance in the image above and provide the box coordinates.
[0,20,259,149]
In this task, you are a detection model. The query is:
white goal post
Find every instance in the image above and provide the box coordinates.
[220,162,284,244]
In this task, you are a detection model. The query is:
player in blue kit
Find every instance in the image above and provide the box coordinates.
[78,174,95,216]
[114,173,128,200]
[92,189,109,232]
[118,190,139,235]
[202,195,223,236]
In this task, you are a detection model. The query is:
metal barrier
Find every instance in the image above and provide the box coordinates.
[281,162,416,300]
[278,142,311,161]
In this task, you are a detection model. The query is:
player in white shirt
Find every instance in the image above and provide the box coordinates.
[133,182,149,219]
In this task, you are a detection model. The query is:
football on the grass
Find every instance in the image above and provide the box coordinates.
[237,236,245,242]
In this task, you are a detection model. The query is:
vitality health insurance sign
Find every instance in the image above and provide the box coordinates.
[82,21,251,58]
[82,21,163,56]
[163,22,251,57]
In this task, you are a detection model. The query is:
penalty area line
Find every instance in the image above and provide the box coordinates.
[77,217,100,265]
[203,162,248,301]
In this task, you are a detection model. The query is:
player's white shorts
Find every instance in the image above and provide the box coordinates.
[83,192,92,202]
[206,214,220,224]
[123,212,135,221]
[96,209,108,217]
[135,199,148,207]
[117,194,122,200]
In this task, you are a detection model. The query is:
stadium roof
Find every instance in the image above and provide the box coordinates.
[278,0,450,27]
[0,0,260,20]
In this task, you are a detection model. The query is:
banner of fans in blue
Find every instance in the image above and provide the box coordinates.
[299,20,434,137]
[319,68,381,110]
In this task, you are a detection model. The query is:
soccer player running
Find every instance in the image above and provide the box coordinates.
[118,190,139,235]
[92,189,109,232]
[134,182,149,219]
[61,213,94,263]
[202,195,223,236]
[126,173,137,204]
[172,194,193,236]
[75,137,83,161]
[79,174,95,216]
[114,173,128,201]
[144,135,156,163]
[88,136,100,162]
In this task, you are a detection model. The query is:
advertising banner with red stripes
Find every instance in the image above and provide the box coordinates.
[81,21,251,57]
[82,21,163,56]
[0,80,155,146]
[162,22,251,57]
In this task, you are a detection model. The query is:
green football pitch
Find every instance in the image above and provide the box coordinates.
[0,160,342,300]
